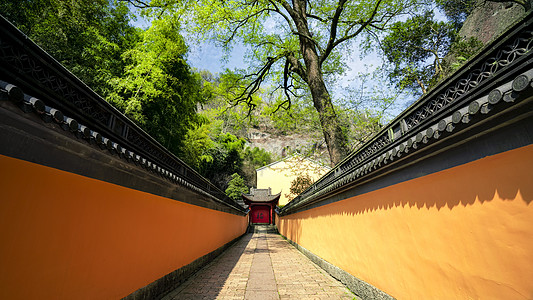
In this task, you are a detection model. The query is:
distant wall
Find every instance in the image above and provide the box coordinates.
[278,144,533,299]
[257,155,330,206]
[0,155,248,300]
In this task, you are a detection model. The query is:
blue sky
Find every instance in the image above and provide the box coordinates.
[187,41,247,74]
[186,40,410,119]
[186,37,380,88]
[132,14,411,120]
[132,13,247,74]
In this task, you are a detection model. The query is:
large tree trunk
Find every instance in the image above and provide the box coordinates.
[293,0,349,166]
[306,58,349,166]
[291,0,350,166]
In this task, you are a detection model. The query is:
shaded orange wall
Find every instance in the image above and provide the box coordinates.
[278,144,533,299]
[0,155,248,300]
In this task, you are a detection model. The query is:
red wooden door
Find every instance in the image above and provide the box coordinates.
[251,206,270,224]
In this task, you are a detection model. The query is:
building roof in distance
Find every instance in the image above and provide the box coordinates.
[242,188,281,204]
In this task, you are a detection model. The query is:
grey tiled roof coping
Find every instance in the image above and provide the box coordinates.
[243,188,281,203]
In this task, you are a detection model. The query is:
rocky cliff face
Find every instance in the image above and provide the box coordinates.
[245,128,330,165]
[459,1,529,44]
[439,1,530,92]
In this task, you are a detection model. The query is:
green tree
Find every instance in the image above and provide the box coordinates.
[107,15,206,154]
[285,174,314,202]
[435,0,475,29]
[0,0,140,96]
[131,0,420,165]
[241,147,273,187]
[225,173,249,201]
[195,69,266,138]
[180,123,215,169]
[244,147,273,168]
[381,11,455,94]
[263,95,322,135]
[379,0,529,95]
[199,133,246,190]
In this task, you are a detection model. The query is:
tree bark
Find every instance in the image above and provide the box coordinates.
[290,0,350,166]
[307,63,349,166]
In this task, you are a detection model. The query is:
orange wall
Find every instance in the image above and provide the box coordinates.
[278,144,533,299]
[0,155,248,300]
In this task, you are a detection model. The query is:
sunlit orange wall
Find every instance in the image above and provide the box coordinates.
[278,144,533,299]
[0,155,248,300]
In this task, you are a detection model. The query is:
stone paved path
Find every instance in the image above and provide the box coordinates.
[163,226,356,300]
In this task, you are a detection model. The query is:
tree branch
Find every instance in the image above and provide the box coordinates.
[290,30,324,54]
[321,0,348,64]
[221,8,272,46]
[120,0,152,8]
[306,13,328,23]
[231,55,284,111]
[268,0,297,32]
[285,52,307,81]
[321,0,383,64]
[119,0,170,9]
[273,0,298,19]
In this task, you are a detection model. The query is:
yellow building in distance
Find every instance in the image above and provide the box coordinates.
[256,154,331,206]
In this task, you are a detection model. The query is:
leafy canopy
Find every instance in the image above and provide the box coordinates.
[165,0,418,105]
[2,0,208,159]
[225,173,249,201]
[0,0,140,96]
[378,0,486,95]
[107,15,206,154]
[198,133,246,190]
[381,11,455,94]
[131,0,423,165]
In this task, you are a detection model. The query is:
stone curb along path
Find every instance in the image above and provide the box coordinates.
[163,225,357,299]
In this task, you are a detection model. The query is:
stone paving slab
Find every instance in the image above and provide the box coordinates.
[162,226,356,300]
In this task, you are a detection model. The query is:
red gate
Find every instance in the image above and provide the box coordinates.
[251,205,270,224]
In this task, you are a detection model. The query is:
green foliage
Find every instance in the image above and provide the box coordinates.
[107,15,206,154]
[136,0,422,165]
[4,0,281,189]
[225,173,249,201]
[379,1,489,95]
[381,11,455,95]
[446,36,484,72]
[285,174,314,202]
[2,1,209,159]
[435,0,476,29]
[199,133,246,190]
[181,112,272,188]
[337,108,383,149]
[263,96,321,135]
[241,146,273,188]
[0,0,140,96]
[180,123,215,169]
[244,147,272,169]
[185,70,278,186]
[198,69,266,137]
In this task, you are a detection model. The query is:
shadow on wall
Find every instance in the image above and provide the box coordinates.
[279,181,531,246]
[277,145,533,299]
[280,142,533,226]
